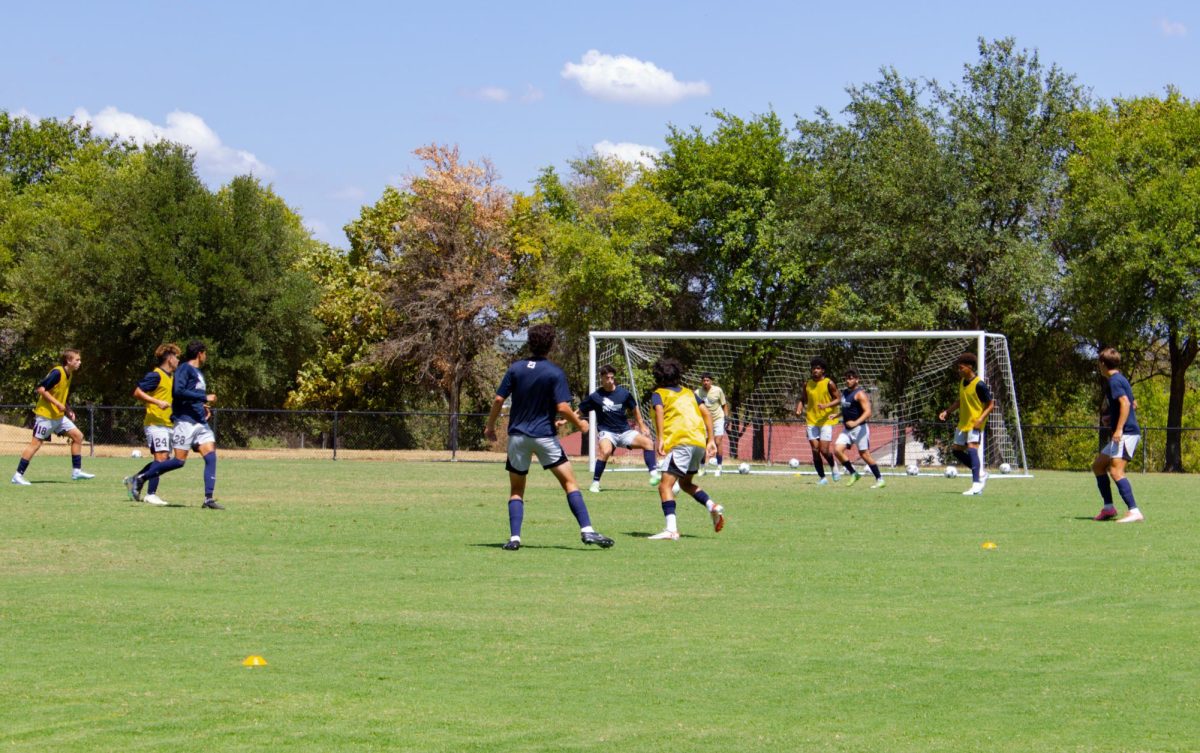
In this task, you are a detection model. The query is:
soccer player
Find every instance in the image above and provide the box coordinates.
[11,349,95,484]
[828,369,885,488]
[1091,347,1143,523]
[484,324,614,551]
[795,357,841,484]
[577,364,658,493]
[938,353,995,496]
[647,357,725,540]
[123,343,180,506]
[126,341,221,509]
[696,373,729,476]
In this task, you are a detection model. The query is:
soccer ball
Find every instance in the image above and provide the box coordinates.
[999,462,1013,474]
[737,462,751,475]
[131,449,143,459]
[788,458,800,469]
[708,456,718,466]
[944,465,959,478]
[905,464,919,476]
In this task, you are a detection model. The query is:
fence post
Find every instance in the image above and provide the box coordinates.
[332,411,339,461]
[88,404,95,457]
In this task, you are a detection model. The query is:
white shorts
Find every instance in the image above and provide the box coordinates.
[506,435,567,474]
[806,425,833,442]
[664,445,705,477]
[598,429,642,449]
[835,424,870,450]
[1101,434,1140,461]
[954,429,983,446]
[712,416,726,437]
[144,425,173,454]
[173,421,216,451]
[33,415,77,441]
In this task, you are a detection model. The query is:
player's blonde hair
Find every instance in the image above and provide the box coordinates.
[154,343,181,365]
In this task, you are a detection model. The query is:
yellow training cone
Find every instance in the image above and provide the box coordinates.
[242,655,268,667]
[981,541,997,550]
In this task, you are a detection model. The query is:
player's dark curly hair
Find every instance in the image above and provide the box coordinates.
[955,352,977,370]
[182,341,207,362]
[810,357,829,372]
[598,364,617,377]
[652,358,683,388]
[527,324,555,358]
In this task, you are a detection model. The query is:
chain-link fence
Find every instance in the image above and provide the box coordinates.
[4,404,1200,471]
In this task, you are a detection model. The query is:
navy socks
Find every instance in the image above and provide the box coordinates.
[508,498,524,537]
[566,490,591,528]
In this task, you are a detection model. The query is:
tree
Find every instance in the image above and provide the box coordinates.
[1059,91,1200,471]
[353,144,515,449]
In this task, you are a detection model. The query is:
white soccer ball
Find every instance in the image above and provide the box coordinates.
[131,449,143,459]
[737,462,751,475]
[708,456,719,466]
[944,465,959,478]
[788,457,800,469]
[906,464,919,476]
[999,462,1013,475]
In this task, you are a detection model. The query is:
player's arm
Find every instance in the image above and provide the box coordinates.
[484,394,505,441]
[557,402,588,435]
[938,400,959,422]
[972,382,995,430]
[35,385,67,414]
[133,373,169,410]
[851,391,872,427]
[794,400,805,418]
[1112,395,1130,442]
[697,398,717,459]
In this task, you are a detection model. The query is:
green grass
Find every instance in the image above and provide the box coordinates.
[2,457,1199,752]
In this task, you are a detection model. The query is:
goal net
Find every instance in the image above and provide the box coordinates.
[587,331,1029,477]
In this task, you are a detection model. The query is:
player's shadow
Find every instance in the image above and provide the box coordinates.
[471,543,603,551]
[626,531,698,539]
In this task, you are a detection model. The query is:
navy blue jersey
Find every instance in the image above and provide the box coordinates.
[497,357,572,438]
[1106,372,1140,435]
[841,386,865,425]
[579,386,639,434]
[172,361,210,425]
[137,371,163,393]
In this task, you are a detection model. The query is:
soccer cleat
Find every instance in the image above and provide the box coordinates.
[672,481,681,494]
[846,472,862,486]
[713,467,721,477]
[962,483,984,496]
[648,529,680,540]
[870,478,887,489]
[144,494,168,506]
[697,466,705,477]
[816,477,829,486]
[1093,507,1118,521]
[201,498,225,510]
[580,530,614,548]
[589,480,601,493]
[72,469,95,480]
[502,538,521,550]
[831,471,842,482]
[979,469,990,489]
[123,476,140,501]
[11,472,31,486]
[1117,508,1145,524]
[649,470,662,486]
[710,504,725,533]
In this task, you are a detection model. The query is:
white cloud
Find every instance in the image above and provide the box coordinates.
[519,85,544,103]
[12,107,39,121]
[562,50,710,105]
[73,106,271,181]
[594,140,660,169]
[472,86,511,102]
[1160,18,1188,36]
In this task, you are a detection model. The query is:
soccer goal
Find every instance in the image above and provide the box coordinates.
[586,330,1030,477]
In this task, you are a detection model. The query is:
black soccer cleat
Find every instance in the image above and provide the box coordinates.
[201,498,224,510]
[581,530,614,548]
[502,539,521,551]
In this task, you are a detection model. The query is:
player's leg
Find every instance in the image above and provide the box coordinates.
[712,419,726,475]
[545,448,613,547]
[501,437,532,549]
[820,434,840,481]
[629,432,659,479]
[808,427,827,482]
[1108,437,1142,523]
[859,445,884,487]
[197,440,221,509]
[676,458,725,534]
[589,437,615,493]
[64,422,94,479]
[12,432,45,485]
[142,426,173,505]
[1090,451,1117,519]
[833,433,858,483]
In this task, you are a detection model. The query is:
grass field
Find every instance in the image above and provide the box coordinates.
[2,456,1199,752]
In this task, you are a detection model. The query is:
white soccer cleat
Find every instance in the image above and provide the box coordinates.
[710,504,725,533]
[962,483,984,496]
[713,467,721,477]
[1117,508,1145,524]
[871,478,887,489]
[979,469,989,489]
[672,481,681,494]
[697,466,705,477]
[588,481,601,493]
[831,471,842,482]
[11,472,31,486]
[144,494,169,506]
[649,470,662,486]
[648,529,680,540]
[71,469,95,480]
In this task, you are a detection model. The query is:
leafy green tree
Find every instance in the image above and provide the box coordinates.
[1059,91,1200,471]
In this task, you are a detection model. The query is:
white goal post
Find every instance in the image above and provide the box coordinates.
[586,330,1030,477]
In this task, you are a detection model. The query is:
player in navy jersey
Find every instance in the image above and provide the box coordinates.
[576,364,658,493]
[825,369,885,488]
[484,324,614,550]
[1091,347,1143,523]
[127,341,221,509]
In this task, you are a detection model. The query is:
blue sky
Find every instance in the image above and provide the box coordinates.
[3,1,1196,247]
